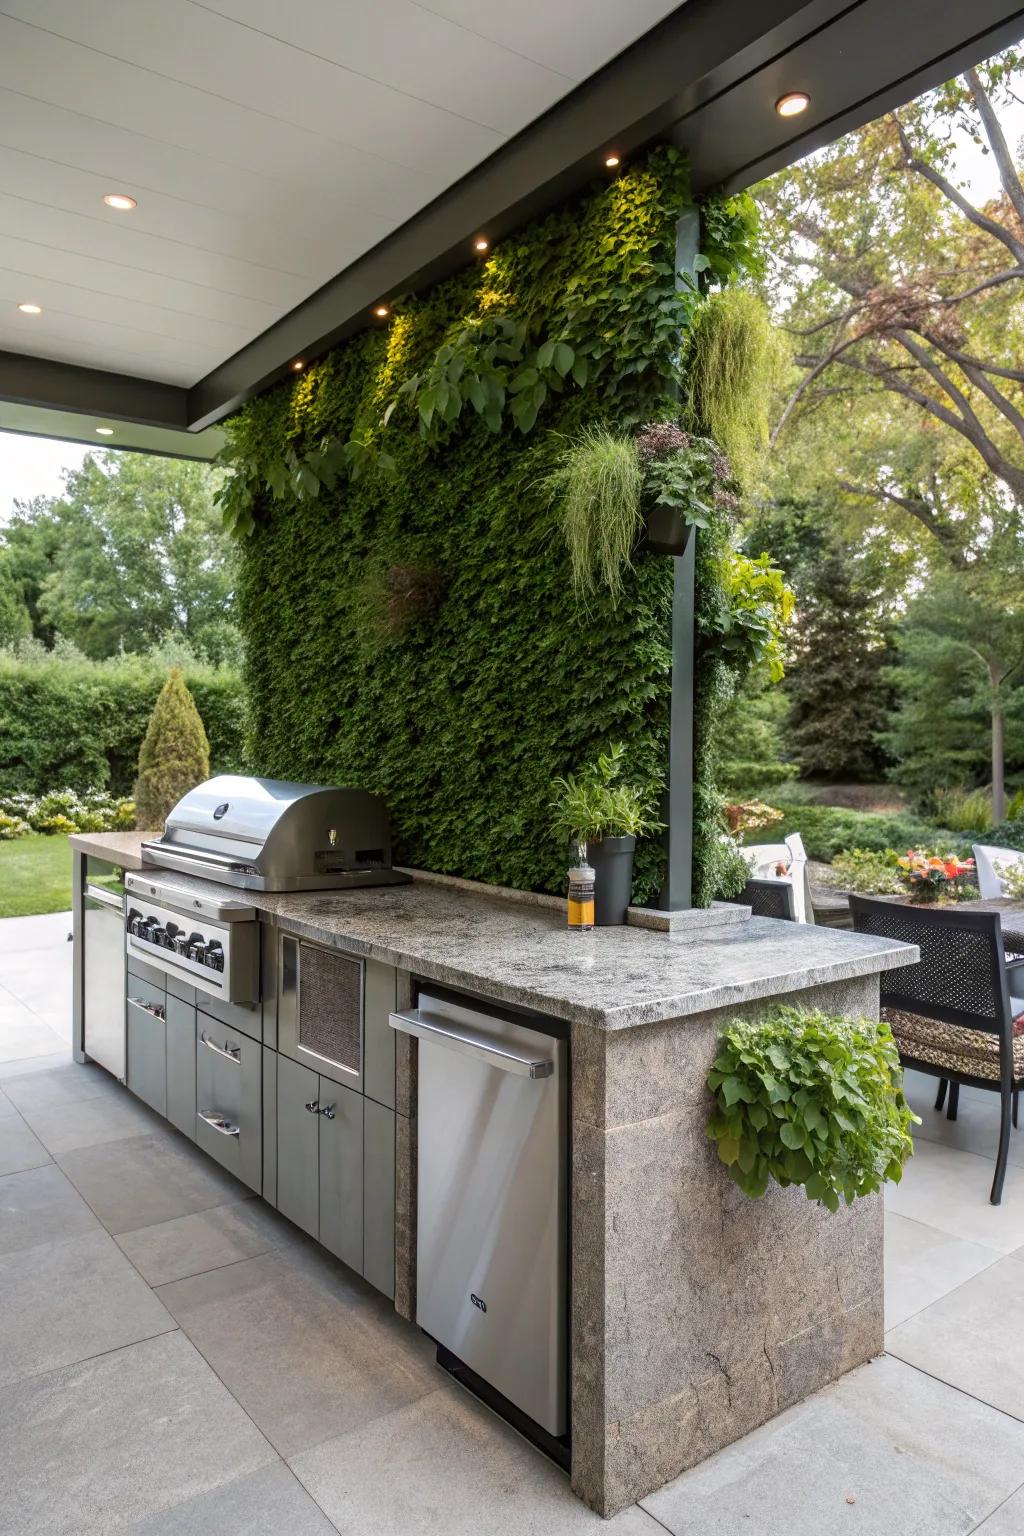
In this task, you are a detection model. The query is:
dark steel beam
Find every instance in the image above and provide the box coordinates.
[0,350,187,428]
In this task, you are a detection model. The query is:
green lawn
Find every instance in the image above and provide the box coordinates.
[0,835,73,918]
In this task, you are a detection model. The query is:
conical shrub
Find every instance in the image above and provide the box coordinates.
[133,667,210,830]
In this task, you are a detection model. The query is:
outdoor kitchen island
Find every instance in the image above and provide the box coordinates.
[70,830,915,1518]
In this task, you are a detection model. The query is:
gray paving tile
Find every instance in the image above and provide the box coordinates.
[1,949,73,1023]
[641,1354,1024,1535]
[0,1227,175,1385]
[0,996,66,1063]
[0,1162,101,1255]
[0,1049,76,1081]
[886,1258,1024,1420]
[885,1137,1024,1254]
[0,1330,276,1536]
[59,1129,251,1234]
[21,1083,162,1157]
[290,1386,660,1535]
[0,1085,17,1118]
[157,1241,438,1458]
[0,1112,51,1174]
[116,1198,304,1287]
[0,911,72,955]
[884,1211,1001,1330]
[903,1071,1024,1169]
[123,1462,337,1535]
[1,1057,118,1110]
[974,1483,1024,1532]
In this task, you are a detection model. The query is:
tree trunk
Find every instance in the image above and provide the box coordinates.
[991,661,1006,824]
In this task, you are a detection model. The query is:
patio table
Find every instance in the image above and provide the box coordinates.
[810,888,1024,954]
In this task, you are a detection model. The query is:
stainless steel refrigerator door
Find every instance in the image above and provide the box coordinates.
[399,994,567,1436]
[83,889,126,1079]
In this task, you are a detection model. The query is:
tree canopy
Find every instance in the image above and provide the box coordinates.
[1,451,238,663]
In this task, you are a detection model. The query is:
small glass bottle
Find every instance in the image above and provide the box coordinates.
[567,842,595,931]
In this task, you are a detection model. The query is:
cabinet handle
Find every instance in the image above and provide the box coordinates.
[129,997,166,1022]
[200,1031,240,1063]
[318,1104,335,1120]
[305,1100,320,1114]
[198,1109,240,1137]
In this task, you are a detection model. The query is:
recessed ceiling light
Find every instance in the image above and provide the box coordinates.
[17,302,42,315]
[291,359,304,372]
[95,427,115,436]
[604,153,620,168]
[103,193,137,211]
[373,304,389,317]
[473,236,489,252]
[775,91,810,118]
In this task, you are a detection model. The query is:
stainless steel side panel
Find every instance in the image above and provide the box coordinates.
[405,993,567,1437]
[83,894,126,1079]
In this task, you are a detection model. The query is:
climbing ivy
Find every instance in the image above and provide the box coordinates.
[227,148,761,904]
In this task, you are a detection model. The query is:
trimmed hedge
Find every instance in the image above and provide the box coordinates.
[747,803,964,862]
[0,650,245,796]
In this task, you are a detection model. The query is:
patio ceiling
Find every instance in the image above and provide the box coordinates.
[1,0,1023,458]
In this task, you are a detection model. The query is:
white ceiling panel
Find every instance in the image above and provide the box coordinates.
[0,0,684,387]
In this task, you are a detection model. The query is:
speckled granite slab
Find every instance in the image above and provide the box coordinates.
[120,857,917,1031]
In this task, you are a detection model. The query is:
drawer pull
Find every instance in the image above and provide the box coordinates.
[304,1099,320,1114]
[129,997,165,1021]
[319,1103,335,1120]
[201,1031,240,1063]
[198,1109,239,1137]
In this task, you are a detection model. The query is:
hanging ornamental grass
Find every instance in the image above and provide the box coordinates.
[706,1006,918,1211]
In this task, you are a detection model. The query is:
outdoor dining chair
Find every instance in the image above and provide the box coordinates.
[742,833,812,923]
[727,876,797,921]
[973,843,1024,899]
[849,895,1024,1204]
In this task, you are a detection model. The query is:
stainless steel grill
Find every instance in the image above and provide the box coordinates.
[140,774,410,892]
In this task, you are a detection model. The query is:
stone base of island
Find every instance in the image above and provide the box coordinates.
[70,831,915,1517]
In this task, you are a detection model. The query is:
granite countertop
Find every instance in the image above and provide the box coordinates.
[82,829,918,1029]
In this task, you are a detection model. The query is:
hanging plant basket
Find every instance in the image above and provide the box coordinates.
[642,502,693,558]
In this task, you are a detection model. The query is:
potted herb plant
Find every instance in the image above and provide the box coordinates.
[550,742,663,925]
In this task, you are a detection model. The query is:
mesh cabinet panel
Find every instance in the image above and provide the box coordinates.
[297,943,362,1074]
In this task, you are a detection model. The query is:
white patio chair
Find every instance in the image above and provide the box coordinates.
[742,833,812,923]
[973,844,1024,899]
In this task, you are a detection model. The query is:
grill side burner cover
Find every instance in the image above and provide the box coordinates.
[140,774,412,893]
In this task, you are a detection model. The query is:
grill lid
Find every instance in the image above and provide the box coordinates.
[141,774,408,892]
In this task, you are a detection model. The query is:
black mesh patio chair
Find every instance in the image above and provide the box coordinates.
[726,877,796,922]
[849,896,1024,1204]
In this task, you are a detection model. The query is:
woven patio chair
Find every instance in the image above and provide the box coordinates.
[726,877,796,922]
[849,896,1024,1204]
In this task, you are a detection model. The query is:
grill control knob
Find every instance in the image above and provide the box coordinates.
[204,942,225,973]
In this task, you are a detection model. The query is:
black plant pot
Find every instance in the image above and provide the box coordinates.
[588,835,636,926]
[643,503,693,558]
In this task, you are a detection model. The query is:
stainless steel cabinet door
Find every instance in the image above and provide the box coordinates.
[126,997,166,1116]
[195,1022,262,1191]
[83,894,125,1079]
[276,1054,320,1241]
[318,1079,363,1273]
[363,1098,395,1299]
[165,993,196,1141]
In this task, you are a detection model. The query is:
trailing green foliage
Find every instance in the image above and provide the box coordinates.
[133,668,210,831]
[0,645,243,796]
[685,287,783,491]
[549,741,663,846]
[706,1006,918,1210]
[228,149,759,903]
[539,427,644,601]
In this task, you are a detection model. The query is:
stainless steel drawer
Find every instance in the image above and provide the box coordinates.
[126,996,166,1116]
[195,1021,262,1192]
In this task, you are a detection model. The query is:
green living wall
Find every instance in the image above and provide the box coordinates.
[228,149,755,905]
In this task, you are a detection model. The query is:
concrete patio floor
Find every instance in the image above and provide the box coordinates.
[3,914,1024,1533]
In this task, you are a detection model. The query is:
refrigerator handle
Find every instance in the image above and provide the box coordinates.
[388,1008,554,1080]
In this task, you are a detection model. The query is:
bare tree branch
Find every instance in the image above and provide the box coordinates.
[892,112,1024,265]
[967,67,1024,228]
